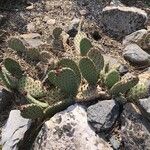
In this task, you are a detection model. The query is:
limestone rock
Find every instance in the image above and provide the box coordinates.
[33,104,112,150]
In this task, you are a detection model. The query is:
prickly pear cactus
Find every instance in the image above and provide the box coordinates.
[26,48,41,61]
[4,58,23,79]
[127,73,150,100]
[88,48,104,74]
[105,69,120,89]
[74,32,92,56]
[48,68,79,97]
[110,75,139,96]
[79,57,98,85]
[0,67,17,90]
[58,58,81,84]
[20,104,44,119]
[8,37,26,53]
[18,76,46,98]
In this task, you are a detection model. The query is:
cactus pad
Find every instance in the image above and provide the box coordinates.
[48,68,79,96]
[105,69,120,89]
[4,58,23,79]
[18,76,46,98]
[58,58,81,84]
[8,37,26,53]
[80,38,92,56]
[110,75,139,96]
[20,104,44,119]
[127,75,150,100]
[74,32,92,56]
[0,67,17,90]
[88,48,104,74]
[79,57,98,85]
[26,48,40,61]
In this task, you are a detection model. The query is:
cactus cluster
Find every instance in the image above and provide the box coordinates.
[1,20,148,120]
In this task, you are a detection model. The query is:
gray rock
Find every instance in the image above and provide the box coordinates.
[121,103,150,150]
[87,100,120,132]
[33,104,112,150]
[2,110,31,150]
[101,5,147,38]
[138,97,150,121]
[123,29,147,45]
[123,44,150,67]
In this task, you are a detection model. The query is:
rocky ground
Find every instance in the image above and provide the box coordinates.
[0,0,150,150]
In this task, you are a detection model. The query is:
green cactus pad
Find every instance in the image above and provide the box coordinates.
[18,76,46,98]
[74,32,92,56]
[105,69,120,89]
[26,93,49,108]
[88,48,104,74]
[44,98,75,118]
[127,79,150,100]
[8,38,26,53]
[48,68,79,96]
[104,63,110,74]
[20,104,44,119]
[26,48,40,61]
[110,76,139,96]
[58,58,81,84]
[4,58,23,79]
[79,57,98,85]
[52,27,63,39]
[80,38,92,56]
[48,70,58,86]
[0,67,17,90]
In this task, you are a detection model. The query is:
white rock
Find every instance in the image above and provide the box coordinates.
[2,110,31,150]
[33,104,112,150]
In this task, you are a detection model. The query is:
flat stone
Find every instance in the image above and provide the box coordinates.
[87,100,120,132]
[123,44,150,67]
[33,104,112,150]
[121,103,150,150]
[101,5,147,38]
[2,110,31,150]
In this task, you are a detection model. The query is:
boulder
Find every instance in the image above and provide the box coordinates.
[101,5,147,38]
[123,29,150,51]
[2,110,31,150]
[121,103,150,150]
[87,100,120,132]
[123,44,150,67]
[33,104,112,150]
